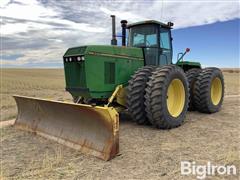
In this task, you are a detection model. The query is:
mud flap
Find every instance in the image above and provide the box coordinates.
[13,95,119,161]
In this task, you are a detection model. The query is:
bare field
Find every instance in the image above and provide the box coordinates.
[1,68,240,179]
[0,69,72,121]
[222,68,240,73]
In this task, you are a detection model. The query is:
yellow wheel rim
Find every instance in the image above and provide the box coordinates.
[167,79,185,117]
[211,77,222,105]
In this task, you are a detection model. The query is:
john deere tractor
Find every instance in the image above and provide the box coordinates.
[13,15,224,160]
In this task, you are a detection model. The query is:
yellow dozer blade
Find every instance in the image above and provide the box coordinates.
[13,95,119,161]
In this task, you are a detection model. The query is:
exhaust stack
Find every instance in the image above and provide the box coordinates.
[121,20,128,46]
[111,15,117,45]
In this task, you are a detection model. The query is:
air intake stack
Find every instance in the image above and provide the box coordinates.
[110,15,117,45]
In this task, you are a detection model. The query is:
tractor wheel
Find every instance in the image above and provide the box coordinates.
[194,67,224,113]
[186,68,202,111]
[145,65,189,129]
[127,66,156,124]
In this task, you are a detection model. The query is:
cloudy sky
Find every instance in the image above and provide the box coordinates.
[0,0,239,68]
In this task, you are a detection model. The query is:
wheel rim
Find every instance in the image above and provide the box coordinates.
[211,77,222,105]
[167,79,185,117]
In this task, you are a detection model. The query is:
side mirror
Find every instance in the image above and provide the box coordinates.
[186,48,190,53]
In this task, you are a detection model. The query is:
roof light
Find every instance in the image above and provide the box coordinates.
[167,22,174,27]
[77,57,81,61]
[81,56,85,61]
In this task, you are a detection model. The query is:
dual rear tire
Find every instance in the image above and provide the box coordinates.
[186,67,224,113]
[185,68,202,111]
[194,68,224,113]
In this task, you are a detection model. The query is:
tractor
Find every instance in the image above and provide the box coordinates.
[13,15,224,160]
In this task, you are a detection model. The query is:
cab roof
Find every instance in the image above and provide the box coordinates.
[127,20,172,29]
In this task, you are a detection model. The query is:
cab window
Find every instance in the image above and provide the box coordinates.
[129,24,158,47]
[160,28,171,49]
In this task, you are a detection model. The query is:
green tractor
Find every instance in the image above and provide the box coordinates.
[13,15,224,160]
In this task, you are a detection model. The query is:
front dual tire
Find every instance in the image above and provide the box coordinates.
[126,66,156,125]
[145,65,189,129]
[127,65,189,129]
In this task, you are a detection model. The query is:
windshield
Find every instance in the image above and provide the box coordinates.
[128,24,158,48]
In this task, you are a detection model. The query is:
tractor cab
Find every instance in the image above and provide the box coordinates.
[127,20,173,66]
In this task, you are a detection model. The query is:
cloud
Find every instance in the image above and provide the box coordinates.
[99,1,239,29]
[0,0,11,8]
[0,0,105,35]
[100,7,145,22]
[0,0,239,67]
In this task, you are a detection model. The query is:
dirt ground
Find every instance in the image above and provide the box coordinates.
[0,69,240,179]
[0,69,72,121]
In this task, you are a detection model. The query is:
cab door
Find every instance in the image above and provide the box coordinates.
[159,28,172,65]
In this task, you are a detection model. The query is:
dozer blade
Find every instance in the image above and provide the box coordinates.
[13,95,119,161]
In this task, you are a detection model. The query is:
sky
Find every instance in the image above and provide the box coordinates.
[0,0,239,68]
